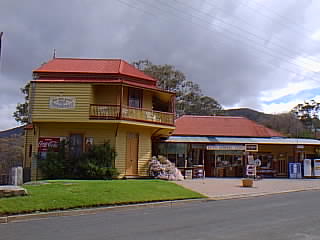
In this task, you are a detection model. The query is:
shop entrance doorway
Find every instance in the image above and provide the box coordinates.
[204,151,215,177]
[278,153,288,176]
[126,133,139,175]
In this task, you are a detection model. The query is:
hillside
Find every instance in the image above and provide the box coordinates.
[0,126,24,138]
[224,108,274,123]
[0,126,24,179]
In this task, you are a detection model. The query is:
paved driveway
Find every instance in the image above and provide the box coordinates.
[175,178,320,199]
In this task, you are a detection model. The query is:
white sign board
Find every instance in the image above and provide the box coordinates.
[245,144,258,152]
[248,155,254,165]
[206,144,245,151]
[314,159,320,177]
[304,159,312,177]
[49,96,76,109]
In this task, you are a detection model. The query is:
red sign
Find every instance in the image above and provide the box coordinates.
[38,137,60,152]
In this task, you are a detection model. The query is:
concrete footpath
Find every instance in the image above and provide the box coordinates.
[176,178,320,199]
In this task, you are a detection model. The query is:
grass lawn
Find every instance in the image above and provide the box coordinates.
[0,180,204,216]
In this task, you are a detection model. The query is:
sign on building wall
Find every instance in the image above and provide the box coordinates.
[245,144,258,152]
[38,137,60,152]
[49,96,76,109]
[206,144,245,151]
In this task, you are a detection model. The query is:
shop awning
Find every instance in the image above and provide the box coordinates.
[164,136,320,145]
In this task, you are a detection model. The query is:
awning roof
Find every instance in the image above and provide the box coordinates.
[164,136,320,145]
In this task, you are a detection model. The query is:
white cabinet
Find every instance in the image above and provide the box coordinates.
[304,159,312,177]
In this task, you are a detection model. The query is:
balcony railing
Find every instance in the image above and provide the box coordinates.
[89,104,175,126]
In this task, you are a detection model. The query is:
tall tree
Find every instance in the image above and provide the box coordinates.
[13,83,30,124]
[292,100,320,131]
[132,60,223,116]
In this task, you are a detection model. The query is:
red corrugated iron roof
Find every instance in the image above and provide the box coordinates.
[24,124,34,130]
[173,115,284,137]
[33,58,156,82]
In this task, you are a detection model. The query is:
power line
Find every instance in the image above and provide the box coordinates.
[174,0,320,65]
[237,0,319,58]
[143,0,319,74]
[115,0,319,84]
[204,1,319,61]
[247,0,317,35]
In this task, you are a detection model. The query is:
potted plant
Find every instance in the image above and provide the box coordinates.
[242,178,253,187]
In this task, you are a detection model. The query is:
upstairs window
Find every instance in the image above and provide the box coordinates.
[128,88,143,108]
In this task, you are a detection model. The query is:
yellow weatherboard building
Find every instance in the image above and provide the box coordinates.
[24,58,175,180]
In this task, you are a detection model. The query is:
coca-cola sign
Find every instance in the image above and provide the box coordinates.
[38,137,60,152]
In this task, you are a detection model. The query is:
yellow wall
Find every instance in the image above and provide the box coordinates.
[28,81,174,179]
[123,86,128,105]
[24,128,35,169]
[31,82,174,123]
[138,128,152,175]
[93,85,120,105]
[91,85,154,111]
[28,122,154,179]
[25,125,40,181]
[31,82,92,122]
[37,122,117,146]
[143,90,153,110]
[115,124,153,176]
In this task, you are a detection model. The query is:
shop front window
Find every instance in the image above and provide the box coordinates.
[176,143,187,167]
[165,143,188,167]
[255,153,273,168]
[215,151,243,168]
[155,142,167,157]
[189,144,205,166]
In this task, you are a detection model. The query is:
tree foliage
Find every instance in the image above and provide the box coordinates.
[262,112,306,138]
[292,100,320,129]
[132,60,223,116]
[13,82,30,124]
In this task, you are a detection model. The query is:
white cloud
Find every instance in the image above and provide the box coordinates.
[261,100,301,114]
[311,29,320,41]
[0,103,20,131]
[294,56,320,72]
[260,79,319,102]
[262,95,320,114]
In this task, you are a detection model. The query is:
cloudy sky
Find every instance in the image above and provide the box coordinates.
[1,0,320,130]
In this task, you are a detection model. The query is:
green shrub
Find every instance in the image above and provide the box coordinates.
[38,142,119,180]
[38,141,68,179]
[77,144,119,179]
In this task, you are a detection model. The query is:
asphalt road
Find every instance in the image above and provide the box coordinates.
[2,191,320,240]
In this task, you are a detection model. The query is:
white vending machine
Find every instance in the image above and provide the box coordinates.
[304,159,312,177]
[313,159,320,177]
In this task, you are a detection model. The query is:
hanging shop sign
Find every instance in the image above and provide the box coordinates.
[49,96,76,109]
[38,137,60,152]
[245,144,258,152]
[206,144,245,151]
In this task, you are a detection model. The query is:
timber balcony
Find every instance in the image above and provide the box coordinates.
[89,104,175,126]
